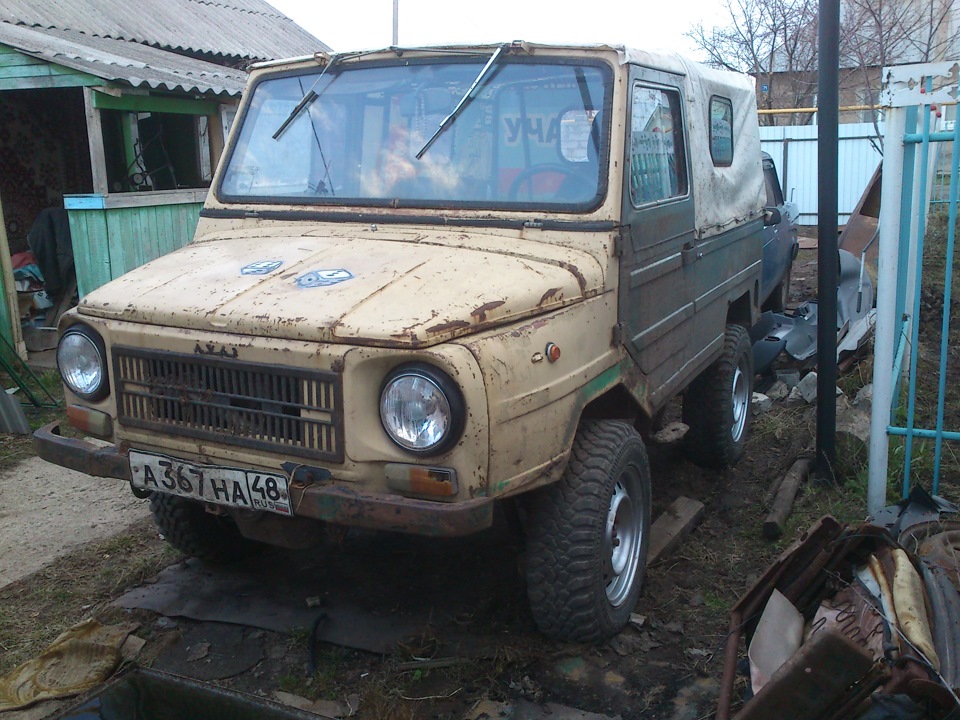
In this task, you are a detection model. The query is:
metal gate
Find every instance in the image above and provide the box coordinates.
[868,61,960,513]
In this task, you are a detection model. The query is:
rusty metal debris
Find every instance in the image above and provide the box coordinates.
[718,493,960,719]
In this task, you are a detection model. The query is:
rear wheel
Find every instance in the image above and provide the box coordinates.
[525,420,651,642]
[683,324,753,469]
[150,493,259,563]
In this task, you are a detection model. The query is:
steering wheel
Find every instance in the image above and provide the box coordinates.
[507,164,592,201]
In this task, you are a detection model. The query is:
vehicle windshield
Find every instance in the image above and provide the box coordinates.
[219,56,611,210]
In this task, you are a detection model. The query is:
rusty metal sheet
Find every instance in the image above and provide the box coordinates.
[734,630,877,720]
[296,483,493,537]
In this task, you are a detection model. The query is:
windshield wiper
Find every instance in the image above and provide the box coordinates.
[272,56,339,140]
[415,45,505,159]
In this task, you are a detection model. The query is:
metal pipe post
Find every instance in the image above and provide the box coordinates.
[816,0,840,478]
[868,105,907,515]
[392,0,399,45]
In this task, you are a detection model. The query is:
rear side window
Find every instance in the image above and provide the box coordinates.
[764,162,785,206]
[709,96,734,166]
[629,85,687,206]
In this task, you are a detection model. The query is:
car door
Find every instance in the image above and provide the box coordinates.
[618,66,698,408]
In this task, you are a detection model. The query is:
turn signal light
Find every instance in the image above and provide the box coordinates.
[385,463,458,497]
[66,404,113,438]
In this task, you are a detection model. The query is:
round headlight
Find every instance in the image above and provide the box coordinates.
[379,364,465,455]
[57,325,109,401]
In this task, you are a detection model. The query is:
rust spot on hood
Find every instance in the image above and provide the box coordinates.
[427,320,471,334]
[538,287,561,307]
[470,300,505,323]
[559,262,587,294]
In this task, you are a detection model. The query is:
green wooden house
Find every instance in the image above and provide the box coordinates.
[0,0,328,360]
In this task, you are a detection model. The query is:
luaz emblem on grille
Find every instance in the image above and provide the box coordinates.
[194,343,239,359]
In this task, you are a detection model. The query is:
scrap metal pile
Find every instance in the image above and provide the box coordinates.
[718,489,960,719]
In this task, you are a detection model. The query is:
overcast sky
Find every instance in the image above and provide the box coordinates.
[265,0,725,59]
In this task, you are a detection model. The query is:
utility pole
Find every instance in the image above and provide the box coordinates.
[816,0,840,480]
[393,0,399,45]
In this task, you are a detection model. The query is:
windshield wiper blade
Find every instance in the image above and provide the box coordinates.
[272,56,338,140]
[415,45,505,159]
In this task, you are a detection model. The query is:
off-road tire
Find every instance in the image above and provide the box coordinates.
[525,420,651,643]
[149,493,259,563]
[683,323,753,469]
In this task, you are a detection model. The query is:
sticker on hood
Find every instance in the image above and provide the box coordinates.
[241,260,283,275]
[296,269,354,289]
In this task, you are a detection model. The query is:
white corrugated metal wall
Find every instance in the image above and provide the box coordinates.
[759,122,884,226]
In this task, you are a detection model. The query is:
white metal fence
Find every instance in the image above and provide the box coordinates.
[759,122,884,226]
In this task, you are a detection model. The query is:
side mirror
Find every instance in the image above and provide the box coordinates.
[764,207,782,226]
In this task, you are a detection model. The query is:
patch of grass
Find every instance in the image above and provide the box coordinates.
[0,517,171,676]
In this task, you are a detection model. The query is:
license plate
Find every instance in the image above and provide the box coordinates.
[129,450,292,516]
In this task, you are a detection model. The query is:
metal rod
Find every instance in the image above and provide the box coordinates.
[932,93,960,491]
[903,77,935,493]
[889,426,960,441]
[392,0,399,45]
[816,0,840,479]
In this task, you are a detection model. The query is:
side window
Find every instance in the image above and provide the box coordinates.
[763,163,785,207]
[629,85,686,207]
[709,96,734,167]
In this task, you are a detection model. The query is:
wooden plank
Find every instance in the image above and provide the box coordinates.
[647,496,706,566]
[0,63,88,79]
[92,90,219,117]
[763,456,815,540]
[83,87,109,195]
[0,191,26,361]
[0,52,46,68]
[65,189,207,210]
[68,209,111,297]
[0,73,100,90]
[63,195,107,211]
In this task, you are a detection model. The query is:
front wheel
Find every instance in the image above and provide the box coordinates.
[525,420,651,643]
[150,493,259,563]
[682,323,753,469]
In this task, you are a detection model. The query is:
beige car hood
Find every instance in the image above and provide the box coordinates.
[77,232,604,347]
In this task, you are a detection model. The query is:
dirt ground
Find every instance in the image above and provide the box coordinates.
[0,457,150,587]
[4,242,959,720]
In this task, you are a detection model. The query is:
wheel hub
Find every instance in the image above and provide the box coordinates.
[603,472,643,607]
[730,364,749,443]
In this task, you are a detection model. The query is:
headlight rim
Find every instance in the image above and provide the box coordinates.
[379,362,466,457]
[57,324,110,401]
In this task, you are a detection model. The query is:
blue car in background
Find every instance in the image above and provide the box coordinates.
[760,152,799,312]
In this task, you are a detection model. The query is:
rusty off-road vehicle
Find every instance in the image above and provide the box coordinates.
[37,42,769,642]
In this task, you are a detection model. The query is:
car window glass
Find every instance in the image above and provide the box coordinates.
[629,85,686,207]
[764,164,784,207]
[220,60,611,209]
[709,96,734,166]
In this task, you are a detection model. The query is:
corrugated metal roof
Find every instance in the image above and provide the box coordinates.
[0,0,329,62]
[0,23,248,96]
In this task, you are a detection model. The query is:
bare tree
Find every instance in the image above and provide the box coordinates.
[687,0,959,127]
[686,0,818,125]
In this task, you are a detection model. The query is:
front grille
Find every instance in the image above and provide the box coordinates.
[113,346,343,462]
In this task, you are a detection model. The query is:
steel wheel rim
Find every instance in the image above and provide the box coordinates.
[603,467,644,607]
[731,362,749,442]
